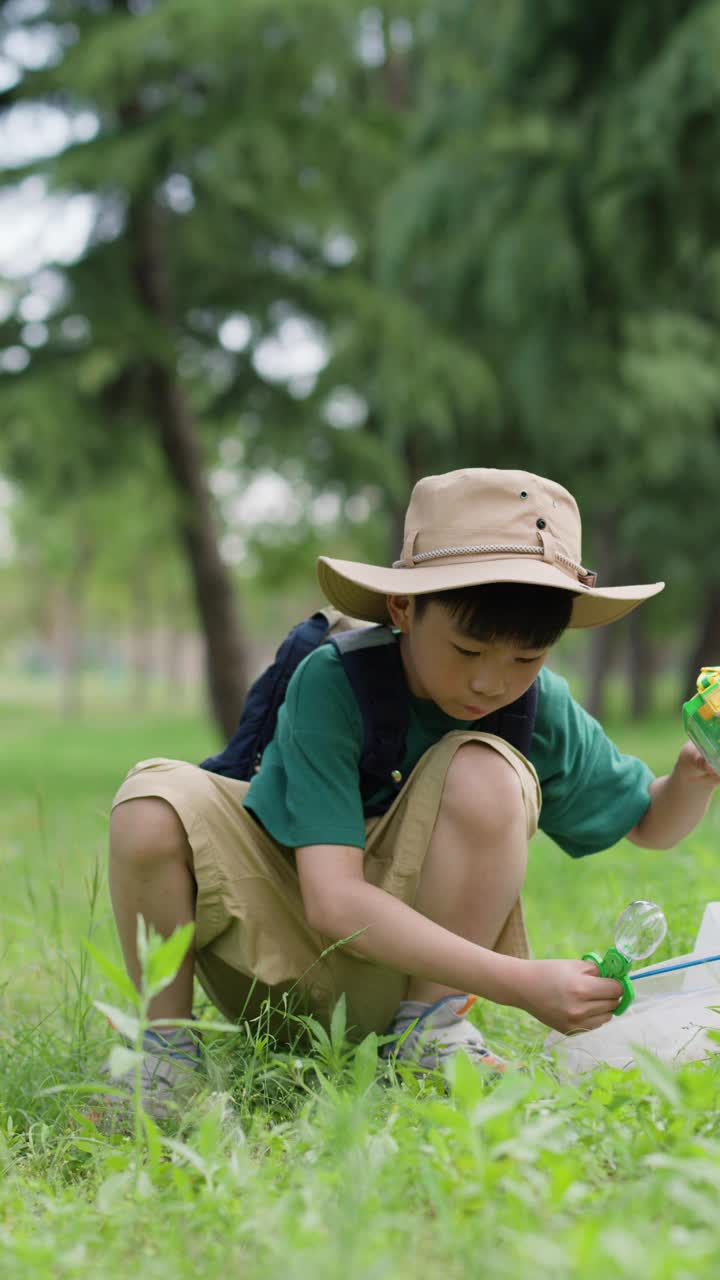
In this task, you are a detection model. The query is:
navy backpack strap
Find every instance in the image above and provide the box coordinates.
[330,627,409,810]
[480,678,539,757]
[199,611,331,779]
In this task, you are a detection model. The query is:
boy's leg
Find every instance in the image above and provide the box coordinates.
[86,796,201,1127]
[106,760,347,1036]
[369,740,532,1073]
[406,741,528,1006]
[109,797,197,1022]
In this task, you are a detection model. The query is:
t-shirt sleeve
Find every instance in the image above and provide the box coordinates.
[243,644,367,849]
[531,668,654,858]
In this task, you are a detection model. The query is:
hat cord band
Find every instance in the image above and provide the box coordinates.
[398,543,596,586]
[410,543,542,563]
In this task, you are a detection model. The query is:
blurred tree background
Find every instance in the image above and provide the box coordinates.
[1,0,720,737]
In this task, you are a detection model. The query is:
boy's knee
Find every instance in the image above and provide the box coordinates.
[110,797,191,871]
[441,744,524,832]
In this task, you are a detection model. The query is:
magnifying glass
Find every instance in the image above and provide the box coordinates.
[582,900,667,1015]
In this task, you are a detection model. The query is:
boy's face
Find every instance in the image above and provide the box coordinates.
[387,595,548,719]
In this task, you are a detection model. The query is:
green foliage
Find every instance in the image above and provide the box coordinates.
[0,0,411,667]
[4,0,720,687]
[370,0,720,594]
[8,4,720,1265]
[2,706,720,1278]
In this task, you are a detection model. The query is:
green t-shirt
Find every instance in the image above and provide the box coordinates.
[243,643,654,857]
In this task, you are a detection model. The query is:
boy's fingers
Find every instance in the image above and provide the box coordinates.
[572,995,624,1029]
[568,1002,619,1030]
[582,970,625,1001]
[596,980,625,1002]
[573,1006,619,1028]
[573,1012,614,1032]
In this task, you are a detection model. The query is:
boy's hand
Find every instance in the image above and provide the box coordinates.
[512,958,623,1034]
[626,742,719,848]
[675,740,720,785]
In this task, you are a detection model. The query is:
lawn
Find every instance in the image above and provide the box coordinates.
[2,699,720,1279]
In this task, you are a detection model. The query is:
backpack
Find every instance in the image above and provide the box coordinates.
[199,607,539,818]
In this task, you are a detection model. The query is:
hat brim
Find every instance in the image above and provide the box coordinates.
[317,556,664,629]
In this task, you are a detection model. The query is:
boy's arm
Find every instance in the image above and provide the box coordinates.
[626,741,720,848]
[296,845,623,1034]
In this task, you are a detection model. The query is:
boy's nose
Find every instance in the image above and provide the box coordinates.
[470,671,505,698]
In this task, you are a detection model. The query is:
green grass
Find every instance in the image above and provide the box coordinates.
[2,703,720,1279]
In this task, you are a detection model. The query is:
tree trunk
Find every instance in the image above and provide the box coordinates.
[57,536,92,718]
[586,624,616,722]
[389,432,426,562]
[382,26,418,567]
[130,576,153,710]
[622,557,654,720]
[57,590,83,718]
[585,513,619,719]
[684,585,720,702]
[128,196,248,737]
[626,607,654,720]
[148,365,248,734]
[163,625,183,702]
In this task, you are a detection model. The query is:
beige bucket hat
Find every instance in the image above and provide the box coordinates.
[317,468,664,628]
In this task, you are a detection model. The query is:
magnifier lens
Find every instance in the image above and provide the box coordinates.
[613,900,667,960]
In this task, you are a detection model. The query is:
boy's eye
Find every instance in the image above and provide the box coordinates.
[452,643,543,663]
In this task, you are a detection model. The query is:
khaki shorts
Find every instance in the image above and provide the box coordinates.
[112,731,540,1040]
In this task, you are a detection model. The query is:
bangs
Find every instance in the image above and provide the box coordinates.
[415,582,576,649]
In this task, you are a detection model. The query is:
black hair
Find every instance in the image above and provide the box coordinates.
[413,582,576,650]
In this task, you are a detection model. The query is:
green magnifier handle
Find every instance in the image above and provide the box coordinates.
[582,947,635,1016]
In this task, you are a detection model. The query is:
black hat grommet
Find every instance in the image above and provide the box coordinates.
[536,518,546,530]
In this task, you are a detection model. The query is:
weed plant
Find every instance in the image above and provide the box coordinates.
[1,706,720,1278]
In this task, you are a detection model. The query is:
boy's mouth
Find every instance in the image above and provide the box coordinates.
[463,704,490,716]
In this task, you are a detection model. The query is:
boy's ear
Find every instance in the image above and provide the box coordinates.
[387,594,414,633]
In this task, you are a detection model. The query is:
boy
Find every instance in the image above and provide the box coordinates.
[106,469,720,1112]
